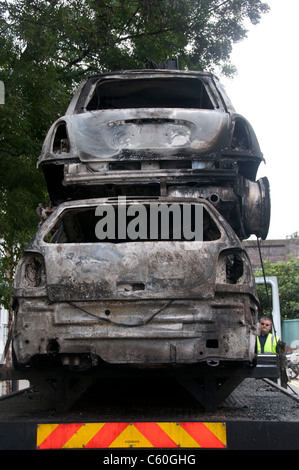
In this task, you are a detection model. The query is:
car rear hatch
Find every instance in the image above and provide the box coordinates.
[38,198,230,304]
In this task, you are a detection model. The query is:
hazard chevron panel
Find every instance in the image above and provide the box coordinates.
[36,422,227,449]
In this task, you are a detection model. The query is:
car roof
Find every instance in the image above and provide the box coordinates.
[87,69,217,79]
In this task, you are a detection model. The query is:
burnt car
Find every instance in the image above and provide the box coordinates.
[38,70,270,240]
[12,197,258,378]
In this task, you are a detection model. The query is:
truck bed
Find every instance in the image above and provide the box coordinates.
[0,377,298,450]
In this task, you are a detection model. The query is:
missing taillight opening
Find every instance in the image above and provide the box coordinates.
[24,255,45,287]
[225,253,243,284]
[217,250,245,285]
[53,122,70,154]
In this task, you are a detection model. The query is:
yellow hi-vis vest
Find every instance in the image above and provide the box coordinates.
[257,333,279,354]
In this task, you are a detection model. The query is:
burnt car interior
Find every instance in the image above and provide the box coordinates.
[86,78,215,111]
[44,204,221,243]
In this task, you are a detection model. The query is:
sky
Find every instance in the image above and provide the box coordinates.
[220,0,299,240]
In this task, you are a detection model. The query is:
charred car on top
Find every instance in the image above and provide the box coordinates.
[38,69,270,240]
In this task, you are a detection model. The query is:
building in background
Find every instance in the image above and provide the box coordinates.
[242,238,299,271]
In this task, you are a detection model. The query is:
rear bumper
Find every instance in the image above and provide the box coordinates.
[13,294,257,367]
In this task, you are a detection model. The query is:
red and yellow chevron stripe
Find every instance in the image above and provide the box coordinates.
[36,422,226,449]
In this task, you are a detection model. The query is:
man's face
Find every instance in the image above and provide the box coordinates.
[260,319,271,336]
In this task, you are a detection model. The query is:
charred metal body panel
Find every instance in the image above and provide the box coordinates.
[13,198,258,370]
[38,70,270,240]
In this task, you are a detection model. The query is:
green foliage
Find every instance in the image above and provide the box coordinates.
[255,257,299,320]
[0,0,270,308]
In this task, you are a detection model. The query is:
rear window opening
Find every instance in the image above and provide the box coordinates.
[44,204,221,243]
[86,78,215,111]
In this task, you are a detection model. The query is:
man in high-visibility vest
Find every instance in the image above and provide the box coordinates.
[257,316,279,354]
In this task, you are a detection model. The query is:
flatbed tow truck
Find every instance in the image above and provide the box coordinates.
[1,275,298,452]
[0,68,298,453]
[0,354,298,451]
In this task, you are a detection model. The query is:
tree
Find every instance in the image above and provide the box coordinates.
[287,231,299,239]
[255,257,299,320]
[0,0,270,309]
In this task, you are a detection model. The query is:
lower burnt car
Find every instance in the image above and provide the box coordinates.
[12,197,259,410]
